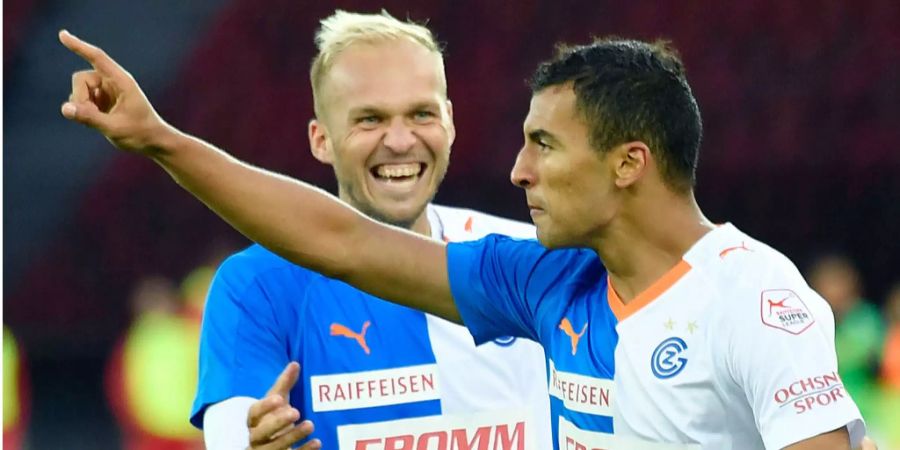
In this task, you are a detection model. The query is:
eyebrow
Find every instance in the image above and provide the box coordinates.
[348,106,385,117]
[408,100,441,110]
[527,129,561,146]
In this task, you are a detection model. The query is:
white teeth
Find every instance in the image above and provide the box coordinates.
[375,163,421,178]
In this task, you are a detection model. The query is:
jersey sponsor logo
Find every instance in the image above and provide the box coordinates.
[338,409,535,450]
[548,360,614,416]
[718,241,752,259]
[559,318,588,355]
[331,321,372,354]
[759,289,815,335]
[311,364,440,412]
[558,416,700,450]
[492,336,518,347]
[651,337,688,379]
[773,371,847,414]
[558,416,614,450]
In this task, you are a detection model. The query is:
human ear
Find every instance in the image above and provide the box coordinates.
[613,141,649,188]
[308,119,334,165]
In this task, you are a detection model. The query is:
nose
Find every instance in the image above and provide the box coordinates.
[383,119,417,154]
[510,147,534,189]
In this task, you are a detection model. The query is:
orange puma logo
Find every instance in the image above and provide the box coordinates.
[330,321,371,355]
[559,318,588,355]
[464,216,473,232]
[719,242,752,259]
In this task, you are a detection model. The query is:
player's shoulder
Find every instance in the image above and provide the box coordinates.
[690,223,804,290]
[431,204,535,240]
[219,243,307,274]
[693,224,833,334]
[213,244,324,292]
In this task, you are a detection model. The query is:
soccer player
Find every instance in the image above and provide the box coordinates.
[59,26,870,450]
[182,10,551,450]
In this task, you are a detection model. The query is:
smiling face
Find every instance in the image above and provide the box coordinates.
[309,39,454,229]
[511,85,619,248]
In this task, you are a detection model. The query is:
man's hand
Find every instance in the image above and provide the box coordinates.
[58,29,173,155]
[856,436,878,450]
[247,362,320,450]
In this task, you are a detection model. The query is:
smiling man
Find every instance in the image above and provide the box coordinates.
[60,23,870,450]
[177,10,548,450]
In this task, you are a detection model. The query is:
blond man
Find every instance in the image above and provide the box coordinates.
[177,10,552,450]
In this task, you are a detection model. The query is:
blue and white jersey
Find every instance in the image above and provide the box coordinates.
[447,235,618,450]
[191,205,551,449]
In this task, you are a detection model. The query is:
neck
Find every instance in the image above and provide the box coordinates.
[594,189,713,305]
[338,193,433,238]
[408,209,433,237]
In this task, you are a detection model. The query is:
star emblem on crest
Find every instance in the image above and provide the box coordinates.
[663,318,675,330]
[686,321,699,334]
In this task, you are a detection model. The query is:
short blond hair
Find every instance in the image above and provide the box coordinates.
[310,10,444,117]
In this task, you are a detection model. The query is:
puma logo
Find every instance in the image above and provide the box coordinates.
[559,318,588,355]
[719,242,752,259]
[330,321,371,355]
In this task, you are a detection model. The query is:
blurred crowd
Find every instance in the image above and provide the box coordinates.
[808,254,900,448]
[4,251,899,448]
[4,257,221,450]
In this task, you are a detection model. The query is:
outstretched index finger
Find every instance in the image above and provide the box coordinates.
[266,362,301,399]
[58,30,124,77]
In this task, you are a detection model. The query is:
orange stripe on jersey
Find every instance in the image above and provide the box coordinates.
[607,260,692,321]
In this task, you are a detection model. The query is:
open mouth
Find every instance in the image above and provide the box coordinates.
[370,163,426,184]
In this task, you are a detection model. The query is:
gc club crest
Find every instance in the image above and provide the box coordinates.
[651,336,689,379]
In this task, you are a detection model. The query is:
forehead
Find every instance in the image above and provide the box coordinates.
[523,85,586,137]
[322,40,446,112]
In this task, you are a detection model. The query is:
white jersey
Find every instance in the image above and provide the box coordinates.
[610,223,865,449]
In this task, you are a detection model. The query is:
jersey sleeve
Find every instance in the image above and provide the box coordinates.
[446,234,547,344]
[202,396,256,449]
[190,254,294,428]
[724,258,865,449]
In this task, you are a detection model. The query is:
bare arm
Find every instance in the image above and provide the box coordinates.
[58,30,461,322]
[151,129,459,321]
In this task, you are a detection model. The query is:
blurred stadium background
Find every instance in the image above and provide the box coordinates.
[4,0,899,448]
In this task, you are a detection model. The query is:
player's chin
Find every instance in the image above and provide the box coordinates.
[536,226,580,249]
[535,226,560,248]
[374,200,430,228]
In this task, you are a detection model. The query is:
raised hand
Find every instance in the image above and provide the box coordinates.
[58,29,174,155]
[247,362,320,450]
